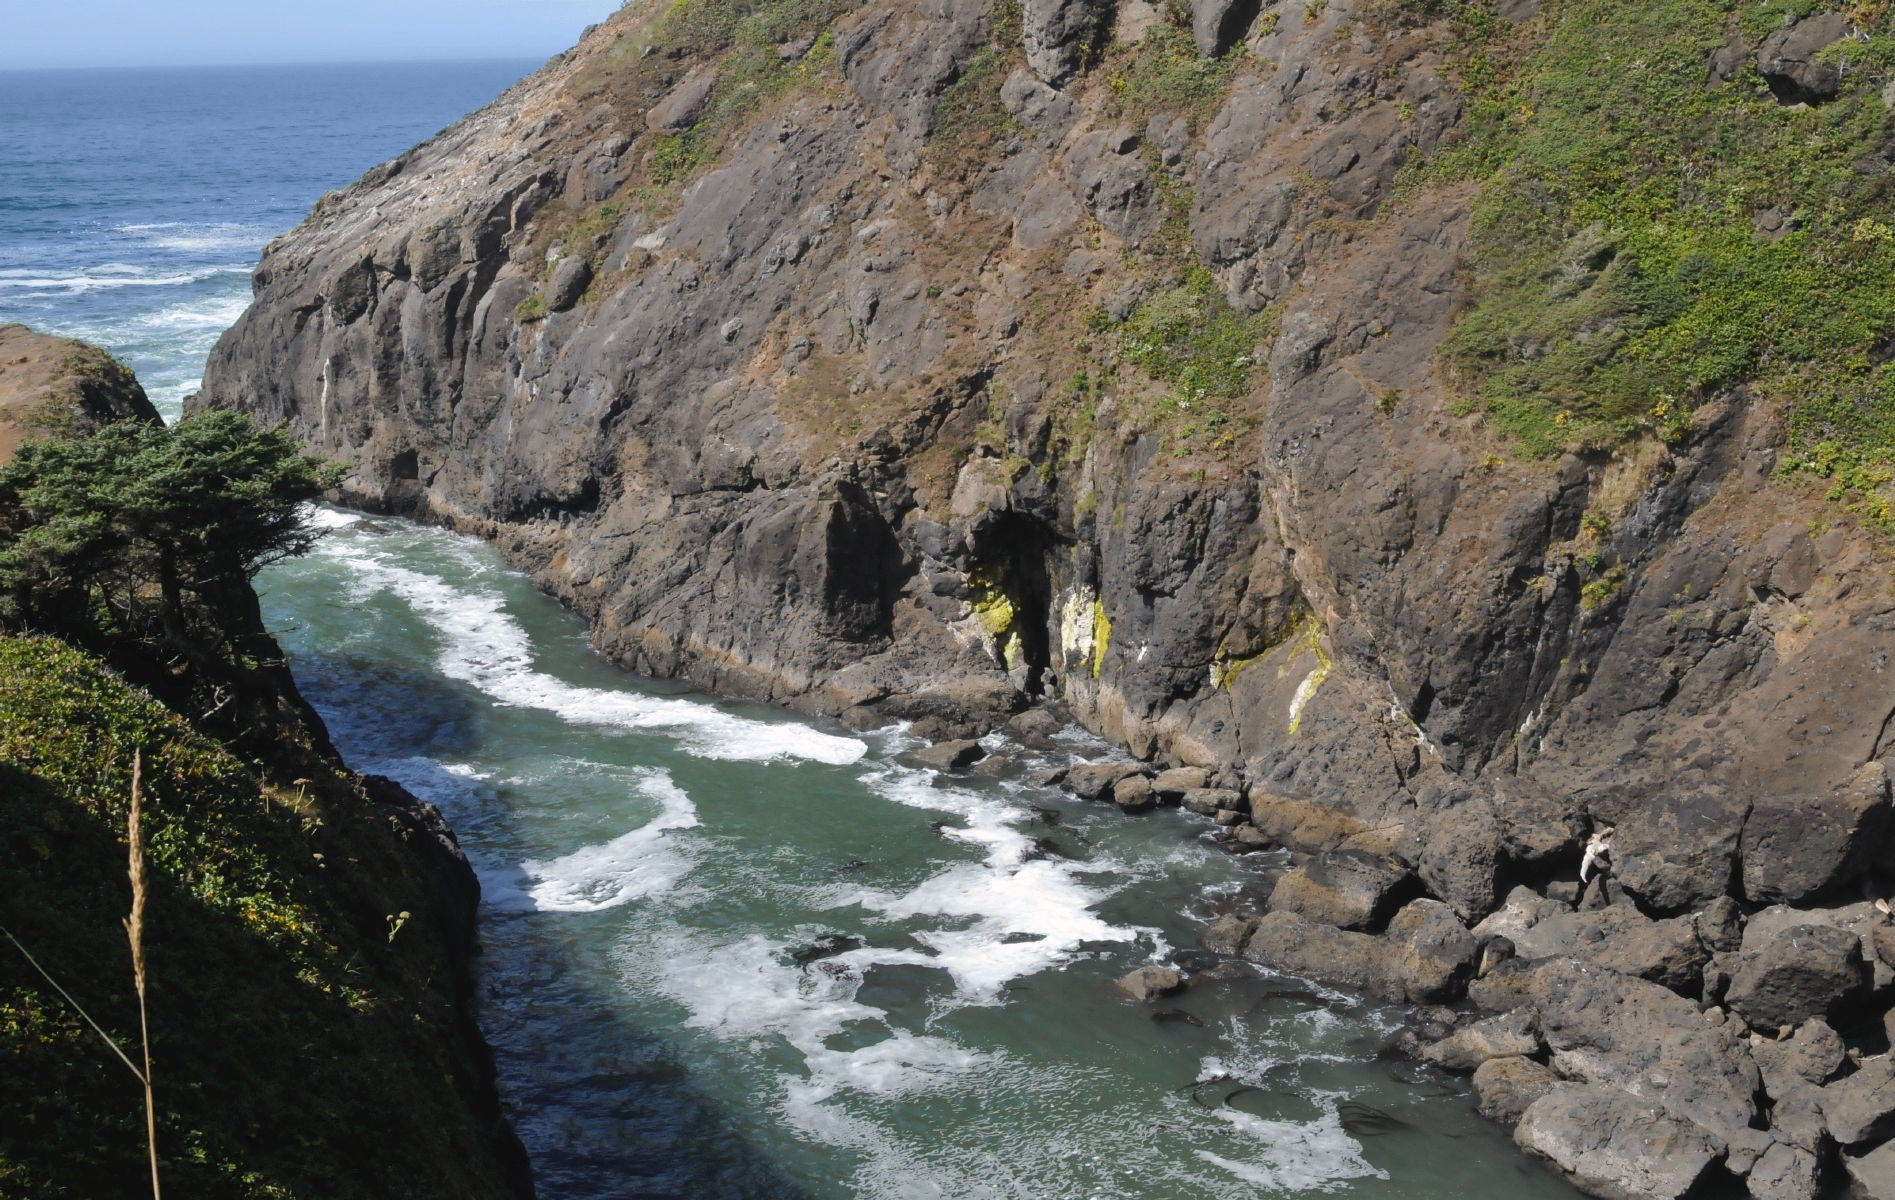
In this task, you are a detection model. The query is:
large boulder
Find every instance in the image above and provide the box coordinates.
[1473,1056,1562,1125]
[1414,795,1506,922]
[998,68,1079,139]
[1527,958,1761,1146]
[1199,912,1258,955]
[1264,848,1419,931]
[1603,792,1747,913]
[1387,899,1480,1003]
[1191,0,1258,57]
[544,254,593,312]
[1741,761,1891,906]
[1063,128,1159,243]
[1750,1017,1848,1099]
[1848,1137,1895,1199]
[1725,923,1869,1031]
[1064,761,1145,799]
[1116,965,1185,999]
[1022,0,1095,87]
[1511,905,1709,995]
[1179,786,1242,815]
[1758,11,1852,104]
[644,65,718,133]
[1421,1008,1542,1071]
[1472,885,1573,946]
[1246,792,1366,852]
[1817,1054,1895,1145]
[1241,910,1402,1002]
[1514,1084,1722,1200]
[910,738,987,771]
[1746,1140,1823,1200]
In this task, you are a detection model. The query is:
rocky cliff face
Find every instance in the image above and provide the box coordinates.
[196,0,1895,929]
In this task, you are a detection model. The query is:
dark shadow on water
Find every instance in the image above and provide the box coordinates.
[291,653,812,1200]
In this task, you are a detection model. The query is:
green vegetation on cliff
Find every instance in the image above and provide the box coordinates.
[0,413,529,1198]
[1403,0,1895,524]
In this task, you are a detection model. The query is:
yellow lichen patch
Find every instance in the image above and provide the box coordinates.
[1276,617,1333,735]
[967,563,1024,669]
[1091,598,1112,679]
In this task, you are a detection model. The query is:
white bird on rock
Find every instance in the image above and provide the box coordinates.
[1580,827,1615,883]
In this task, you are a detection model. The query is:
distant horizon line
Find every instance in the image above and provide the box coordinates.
[0,55,555,75]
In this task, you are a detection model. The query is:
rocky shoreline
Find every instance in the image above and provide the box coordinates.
[998,743,1895,1200]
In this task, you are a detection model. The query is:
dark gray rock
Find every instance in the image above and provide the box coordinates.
[1745,1140,1823,1200]
[1421,1008,1541,1071]
[999,68,1079,138]
[1192,0,1258,57]
[1511,904,1709,995]
[1847,1137,1895,1199]
[1116,965,1185,999]
[1022,0,1094,86]
[1265,848,1418,931]
[1602,791,1747,913]
[646,65,718,133]
[545,255,593,312]
[1741,761,1891,905]
[910,738,988,771]
[1477,936,1515,977]
[1526,957,1761,1146]
[1751,1017,1848,1099]
[1514,1084,1721,1200]
[1473,1056,1561,1125]
[1758,11,1852,104]
[1414,794,1505,922]
[1200,912,1259,955]
[1697,895,1746,953]
[1063,128,1158,242]
[1819,1054,1895,1145]
[1387,898,1480,1003]
[1726,923,1869,1031]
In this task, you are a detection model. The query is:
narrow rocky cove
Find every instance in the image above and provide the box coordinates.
[5,0,1894,1191]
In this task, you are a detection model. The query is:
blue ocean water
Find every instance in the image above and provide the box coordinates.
[0,61,538,418]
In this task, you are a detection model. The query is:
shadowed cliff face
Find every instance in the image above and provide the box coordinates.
[196,0,1895,923]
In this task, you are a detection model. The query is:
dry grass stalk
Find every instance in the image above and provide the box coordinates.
[124,748,162,1200]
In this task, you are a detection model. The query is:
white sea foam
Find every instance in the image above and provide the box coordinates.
[484,769,700,912]
[839,760,1151,1001]
[314,518,867,765]
[1197,1108,1387,1191]
[0,265,251,292]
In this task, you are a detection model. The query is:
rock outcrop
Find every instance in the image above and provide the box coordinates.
[0,322,161,463]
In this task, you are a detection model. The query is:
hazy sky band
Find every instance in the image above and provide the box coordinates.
[1,1,626,71]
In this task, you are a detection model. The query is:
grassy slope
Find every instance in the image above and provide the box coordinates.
[1408,0,1895,512]
[0,635,524,1200]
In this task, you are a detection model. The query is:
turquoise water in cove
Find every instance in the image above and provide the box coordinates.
[0,61,1581,1198]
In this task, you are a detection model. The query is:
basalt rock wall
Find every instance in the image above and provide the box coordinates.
[197,0,1895,929]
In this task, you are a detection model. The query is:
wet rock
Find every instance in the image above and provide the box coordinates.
[1387,899,1480,1003]
[1817,1054,1895,1145]
[545,255,593,312]
[1514,1084,1722,1200]
[1116,965,1186,1000]
[1758,11,1852,104]
[1741,762,1891,905]
[645,65,718,133]
[1065,761,1144,799]
[1231,824,1272,848]
[1752,1017,1848,1100]
[791,933,865,964]
[1421,1008,1542,1071]
[1032,766,1070,787]
[1180,786,1242,815]
[1473,1056,1561,1125]
[1200,912,1259,955]
[970,752,1019,778]
[1265,849,1419,932]
[1726,924,1869,1031]
[1113,775,1158,813]
[1847,1137,1895,1198]
[1022,0,1095,87]
[1006,706,1064,747]
[910,739,988,771]
[1241,910,1401,1003]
